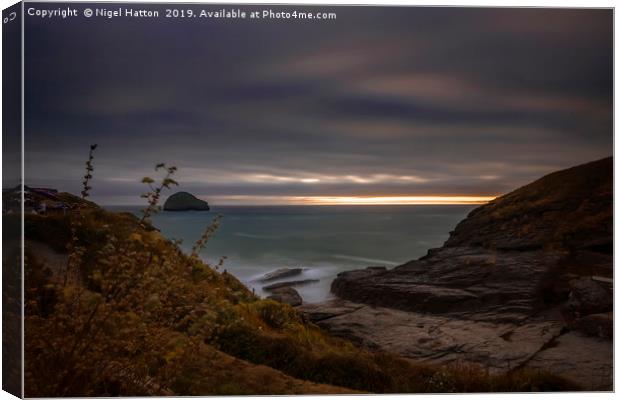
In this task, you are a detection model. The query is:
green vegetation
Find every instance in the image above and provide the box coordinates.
[22,146,579,396]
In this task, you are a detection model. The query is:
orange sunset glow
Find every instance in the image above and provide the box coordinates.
[300,195,498,205]
[209,195,498,206]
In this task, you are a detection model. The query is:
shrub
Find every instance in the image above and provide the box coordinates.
[252,299,301,329]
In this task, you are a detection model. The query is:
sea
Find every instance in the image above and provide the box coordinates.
[106,205,475,303]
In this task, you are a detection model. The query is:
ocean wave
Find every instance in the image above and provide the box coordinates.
[332,254,399,266]
[235,232,286,240]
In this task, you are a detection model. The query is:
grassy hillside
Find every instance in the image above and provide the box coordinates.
[446,157,612,253]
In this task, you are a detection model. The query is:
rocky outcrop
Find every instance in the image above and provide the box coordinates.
[567,277,612,316]
[163,192,210,211]
[302,157,613,390]
[331,249,563,323]
[259,268,303,282]
[268,287,303,307]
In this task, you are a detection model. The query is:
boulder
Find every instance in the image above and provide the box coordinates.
[267,287,303,307]
[572,312,613,339]
[163,192,209,211]
[567,277,612,316]
[259,268,303,282]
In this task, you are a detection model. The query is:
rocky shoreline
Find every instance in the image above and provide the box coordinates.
[299,158,613,390]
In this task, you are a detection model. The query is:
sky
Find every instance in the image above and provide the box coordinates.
[23,5,613,205]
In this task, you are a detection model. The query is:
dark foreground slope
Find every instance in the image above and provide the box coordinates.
[302,157,613,390]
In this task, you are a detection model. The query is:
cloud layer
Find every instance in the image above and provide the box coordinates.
[23,6,612,204]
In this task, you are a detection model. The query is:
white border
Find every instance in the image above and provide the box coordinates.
[0,1,616,400]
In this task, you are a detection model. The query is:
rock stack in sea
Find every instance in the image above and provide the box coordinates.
[163,192,210,211]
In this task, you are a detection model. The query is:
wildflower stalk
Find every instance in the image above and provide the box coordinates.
[63,144,97,285]
[81,144,98,200]
[139,163,178,225]
[190,215,222,261]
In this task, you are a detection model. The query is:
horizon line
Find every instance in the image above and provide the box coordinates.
[100,195,498,207]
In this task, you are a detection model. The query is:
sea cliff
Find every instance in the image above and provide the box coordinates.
[301,157,613,390]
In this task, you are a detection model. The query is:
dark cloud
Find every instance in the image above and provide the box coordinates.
[23,5,612,204]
